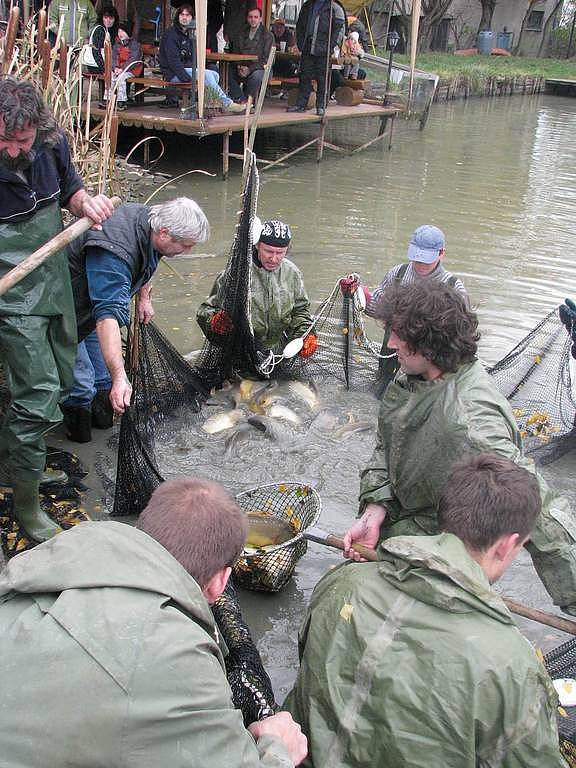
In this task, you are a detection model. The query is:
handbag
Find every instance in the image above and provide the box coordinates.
[81,25,105,68]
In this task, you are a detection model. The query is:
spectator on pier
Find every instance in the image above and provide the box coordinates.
[0,478,307,767]
[105,22,143,110]
[287,0,345,117]
[228,7,274,104]
[285,454,564,767]
[0,77,113,542]
[342,281,576,617]
[223,0,254,53]
[271,18,297,78]
[84,5,120,75]
[159,4,244,112]
[340,30,363,79]
[48,0,97,44]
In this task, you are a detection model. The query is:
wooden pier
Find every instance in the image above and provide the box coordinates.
[92,99,401,178]
[544,78,576,97]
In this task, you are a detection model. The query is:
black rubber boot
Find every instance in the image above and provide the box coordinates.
[12,479,62,542]
[91,390,114,430]
[62,406,92,443]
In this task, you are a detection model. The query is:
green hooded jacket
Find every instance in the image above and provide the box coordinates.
[0,521,293,768]
[358,359,576,612]
[284,534,565,768]
[197,257,313,351]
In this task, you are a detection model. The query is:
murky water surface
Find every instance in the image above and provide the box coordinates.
[126,94,576,700]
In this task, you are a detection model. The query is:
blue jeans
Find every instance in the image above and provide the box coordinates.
[172,68,232,106]
[65,330,111,408]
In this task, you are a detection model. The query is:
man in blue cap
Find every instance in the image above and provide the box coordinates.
[364,224,467,394]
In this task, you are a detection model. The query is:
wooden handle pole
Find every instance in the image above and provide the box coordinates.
[0,196,121,298]
[310,530,576,636]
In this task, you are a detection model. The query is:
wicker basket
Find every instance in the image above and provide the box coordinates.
[233,482,321,593]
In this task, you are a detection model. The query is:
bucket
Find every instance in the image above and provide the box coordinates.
[477,30,493,55]
[496,30,512,50]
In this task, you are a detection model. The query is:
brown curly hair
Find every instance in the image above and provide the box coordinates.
[0,76,60,147]
[377,281,479,372]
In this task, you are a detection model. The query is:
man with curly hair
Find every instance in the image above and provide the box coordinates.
[343,281,576,615]
[0,77,113,542]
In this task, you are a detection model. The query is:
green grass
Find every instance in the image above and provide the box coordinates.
[385,52,576,81]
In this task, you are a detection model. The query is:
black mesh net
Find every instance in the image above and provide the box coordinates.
[545,639,576,767]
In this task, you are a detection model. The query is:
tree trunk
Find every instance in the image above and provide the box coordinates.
[537,0,563,56]
[477,0,497,33]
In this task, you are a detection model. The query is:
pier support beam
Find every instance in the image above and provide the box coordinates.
[222,130,231,180]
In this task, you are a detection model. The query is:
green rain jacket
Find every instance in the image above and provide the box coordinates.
[197,257,313,351]
[284,533,565,768]
[0,522,293,768]
[358,359,576,612]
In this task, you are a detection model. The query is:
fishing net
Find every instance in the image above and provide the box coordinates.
[488,308,576,462]
[233,482,321,593]
[545,639,576,767]
[212,580,277,725]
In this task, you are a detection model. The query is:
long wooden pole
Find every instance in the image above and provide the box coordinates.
[0,196,122,298]
[304,526,576,637]
[195,0,207,119]
[408,0,421,110]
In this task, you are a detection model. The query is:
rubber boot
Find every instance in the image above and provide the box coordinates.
[0,462,68,487]
[12,479,62,542]
[62,405,92,443]
[91,389,114,430]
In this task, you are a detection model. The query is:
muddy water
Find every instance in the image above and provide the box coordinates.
[103,94,576,701]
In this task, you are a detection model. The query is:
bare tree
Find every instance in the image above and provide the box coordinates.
[395,0,455,51]
[477,0,497,32]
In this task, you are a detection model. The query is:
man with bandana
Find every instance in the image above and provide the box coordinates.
[0,77,114,542]
[197,219,317,367]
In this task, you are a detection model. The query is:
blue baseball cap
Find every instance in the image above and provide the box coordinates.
[407,225,445,264]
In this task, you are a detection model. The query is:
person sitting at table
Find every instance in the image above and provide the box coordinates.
[228,6,273,104]
[270,17,297,78]
[84,5,120,75]
[159,3,244,112]
[99,22,142,111]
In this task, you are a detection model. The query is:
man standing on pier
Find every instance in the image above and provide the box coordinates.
[0,77,113,542]
[287,0,345,117]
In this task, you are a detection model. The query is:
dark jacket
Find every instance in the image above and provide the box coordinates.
[296,0,345,56]
[0,131,83,224]
[159,19,197,82]
[68,203,155,339]
[223,0,250,51]
[237,24,274,73]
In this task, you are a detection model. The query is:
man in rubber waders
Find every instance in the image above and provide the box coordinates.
[285,455,564,767]
[0,77,114,543]
[343,281,576,617]
[341,224,467,397]
[196,219,318,375]
[0,477,308,767]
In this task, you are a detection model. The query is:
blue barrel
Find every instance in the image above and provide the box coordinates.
[496,30,512,50]
[477,30,493,55]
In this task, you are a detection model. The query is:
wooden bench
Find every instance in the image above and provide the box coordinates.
[82,72,195,107]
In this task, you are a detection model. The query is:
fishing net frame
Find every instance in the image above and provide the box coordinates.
[233,482,321,593]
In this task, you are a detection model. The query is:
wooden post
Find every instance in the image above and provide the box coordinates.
[388,112,395,150]
[143,141,150,168]
[317,120,326,163]
[222,130,231,180]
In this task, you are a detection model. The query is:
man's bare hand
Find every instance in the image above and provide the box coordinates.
[137,295,155,324]
[249,712,307,766]
[109,373,132,415]
[81,193,116,228]
[342,503,387,561]
[238,64,250,77]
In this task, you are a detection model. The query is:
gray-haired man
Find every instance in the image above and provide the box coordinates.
[67,198,210,420]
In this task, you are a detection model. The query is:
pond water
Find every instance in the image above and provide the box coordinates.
[113,93,576,701]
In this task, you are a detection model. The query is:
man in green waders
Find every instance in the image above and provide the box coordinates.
[0,77,114,542]
[344,281,576,617]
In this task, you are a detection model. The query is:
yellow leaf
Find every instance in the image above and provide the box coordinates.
[340,603,353,622]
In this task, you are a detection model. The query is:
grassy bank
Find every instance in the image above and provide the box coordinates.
[389,52,576,81]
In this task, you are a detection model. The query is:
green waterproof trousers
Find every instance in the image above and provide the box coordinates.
[0,201,76,482]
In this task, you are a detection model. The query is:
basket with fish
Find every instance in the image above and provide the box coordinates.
[233,481,321,593]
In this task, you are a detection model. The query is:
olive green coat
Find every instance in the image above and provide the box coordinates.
[0,521,293,768]
[197,257,313,351]
[285,534,565,768]
[359,360,576,613]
